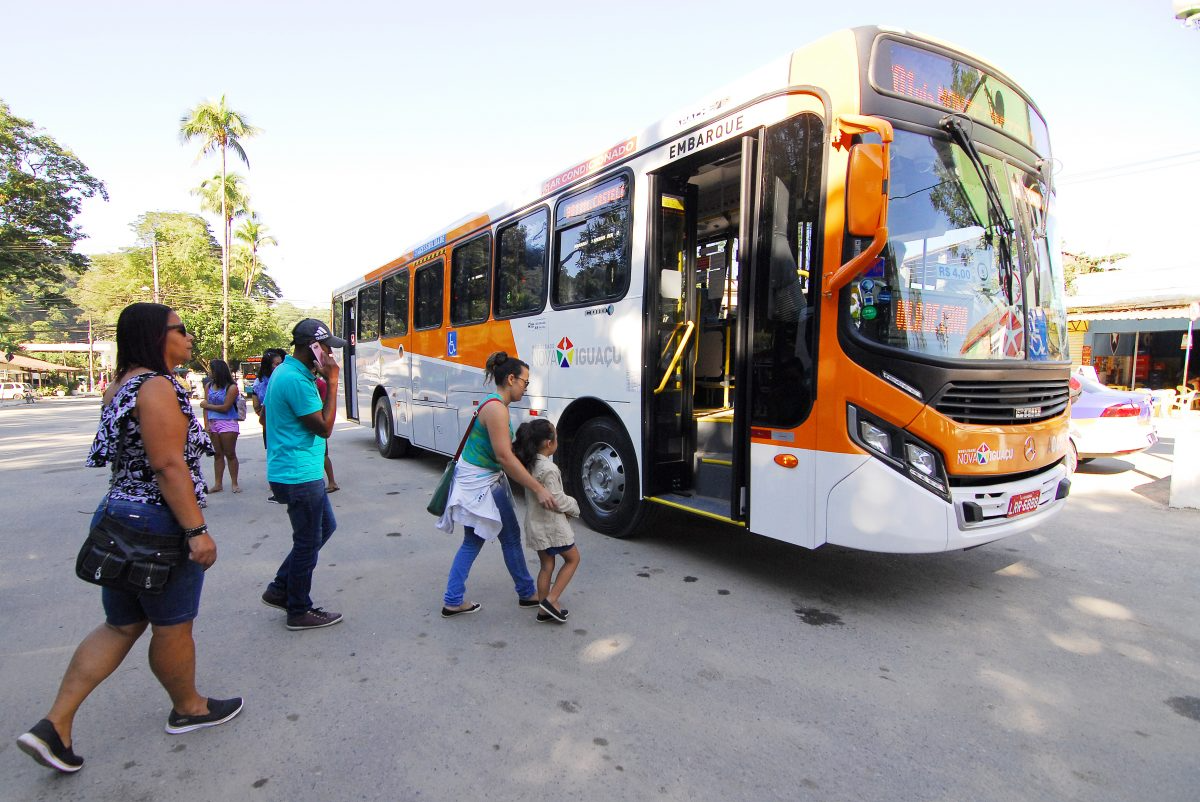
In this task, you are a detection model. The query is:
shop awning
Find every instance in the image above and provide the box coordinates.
[0,354,84,372]
[1069,306,1192,322]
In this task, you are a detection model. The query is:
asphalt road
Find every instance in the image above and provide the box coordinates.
[2,398,1198,802]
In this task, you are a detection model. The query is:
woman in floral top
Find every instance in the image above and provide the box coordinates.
[16,304,243,775]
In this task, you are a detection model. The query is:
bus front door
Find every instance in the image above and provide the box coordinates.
[645,137,752,525]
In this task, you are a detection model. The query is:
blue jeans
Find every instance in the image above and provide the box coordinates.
[268,480,336,616]
[94,497,205,627]
[443,483,535,607]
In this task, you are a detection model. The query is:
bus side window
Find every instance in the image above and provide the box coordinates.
[552,174,632,308]
[451,234,492,326]
[382,271,409,336]
[332,300,344,338]
[496,208,548,318]
[358,283,381,342]
[414,261,444,330]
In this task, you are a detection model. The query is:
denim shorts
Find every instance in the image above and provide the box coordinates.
[92,497,205,627]
[543,543,576,557]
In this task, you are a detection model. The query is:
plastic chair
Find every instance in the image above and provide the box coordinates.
[1170,390,1198,416]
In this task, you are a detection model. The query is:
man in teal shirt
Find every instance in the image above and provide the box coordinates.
[260,319,345,631]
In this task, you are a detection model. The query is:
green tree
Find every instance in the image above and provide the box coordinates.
[74,211,286,370]
[179,96,258,362]
[234,213,277,296]
[1,99,107,351]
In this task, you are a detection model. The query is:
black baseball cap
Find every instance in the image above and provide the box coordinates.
[291,318,347,348]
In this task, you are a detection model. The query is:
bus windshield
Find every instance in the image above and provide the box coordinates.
[847,130,1068,362]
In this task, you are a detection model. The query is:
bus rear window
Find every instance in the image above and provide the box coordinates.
[553,175,631,307]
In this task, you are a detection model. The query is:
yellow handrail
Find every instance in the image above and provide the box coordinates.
[653,321,695,395]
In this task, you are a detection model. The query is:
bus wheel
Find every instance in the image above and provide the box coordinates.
[1067,440,1079,474]
[374,397,409,459]
[571,417,642,538]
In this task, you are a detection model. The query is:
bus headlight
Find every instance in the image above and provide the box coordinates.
[847,405,950,501]
[860,421,891,455]
[905,443,937,477]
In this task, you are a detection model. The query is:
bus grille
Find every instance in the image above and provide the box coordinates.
[933,380,1069,425]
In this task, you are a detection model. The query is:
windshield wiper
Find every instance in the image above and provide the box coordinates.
[940,114,1015,302]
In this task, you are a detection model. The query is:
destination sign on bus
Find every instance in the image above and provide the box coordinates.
[894,299,969,335]
[871,39,1050,155]
[562,181,627,220]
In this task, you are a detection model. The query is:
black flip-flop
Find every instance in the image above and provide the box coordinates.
[441,603,481,618]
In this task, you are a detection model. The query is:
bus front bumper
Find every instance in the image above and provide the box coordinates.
[826,458,1069,553]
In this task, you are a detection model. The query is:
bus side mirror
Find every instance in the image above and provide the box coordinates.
[846,143,887,237]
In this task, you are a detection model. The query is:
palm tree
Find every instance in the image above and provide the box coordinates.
[234,213,278,297]
[179,97,258,361]
[193,172,249,258]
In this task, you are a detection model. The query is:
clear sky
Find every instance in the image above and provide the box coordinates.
[2,0,1197,307]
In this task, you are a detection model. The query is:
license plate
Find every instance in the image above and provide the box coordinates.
[1007,490,1040,518]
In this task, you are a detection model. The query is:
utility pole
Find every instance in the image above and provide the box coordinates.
[87,317,95,392]
[151,230,161,304]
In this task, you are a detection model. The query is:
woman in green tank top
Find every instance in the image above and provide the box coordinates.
[440,351,559,617]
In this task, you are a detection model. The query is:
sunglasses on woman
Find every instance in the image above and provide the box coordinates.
[165,323,190,336]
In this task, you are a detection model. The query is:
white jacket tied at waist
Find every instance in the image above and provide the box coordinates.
[435,460,508,540]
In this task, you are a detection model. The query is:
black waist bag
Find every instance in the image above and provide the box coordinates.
[75,514,187,595]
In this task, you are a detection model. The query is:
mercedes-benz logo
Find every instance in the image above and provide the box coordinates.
[1024,436,1037,462]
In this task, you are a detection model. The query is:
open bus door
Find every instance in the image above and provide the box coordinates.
[341,298,358,420]
[644,135,754,526]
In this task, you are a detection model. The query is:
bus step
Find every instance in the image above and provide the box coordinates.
[647,492,741,525]
[693,453,732,499]
[695,417,733,453]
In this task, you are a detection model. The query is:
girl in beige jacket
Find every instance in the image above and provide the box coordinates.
[514,420,580,623]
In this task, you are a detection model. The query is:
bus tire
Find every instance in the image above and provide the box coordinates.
[571,417,644,538]
[374,397,410,459]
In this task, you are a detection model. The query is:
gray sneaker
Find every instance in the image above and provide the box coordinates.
[286,607,343,631]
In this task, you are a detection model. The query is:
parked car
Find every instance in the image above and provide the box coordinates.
[0,382,33,400]
[1068,369,1157,472]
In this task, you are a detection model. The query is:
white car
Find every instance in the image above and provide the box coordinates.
[1068,370,1158,472]
[0,382,33,400]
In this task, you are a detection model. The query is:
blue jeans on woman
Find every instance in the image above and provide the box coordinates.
[94,497,205,627]
[443,483,535,607]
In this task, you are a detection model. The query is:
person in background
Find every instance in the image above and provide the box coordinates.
[437,351,557,618]
[199,359,241,494]
[251,348,287,503]
[16,303,241,775]
[251,348,286,443]
[260,319,344,631]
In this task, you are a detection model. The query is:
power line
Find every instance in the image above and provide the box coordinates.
[1058,149,1200,185]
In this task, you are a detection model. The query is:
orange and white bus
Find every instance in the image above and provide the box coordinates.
[331,26,1071,553]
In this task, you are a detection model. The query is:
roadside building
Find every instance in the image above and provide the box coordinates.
[1067,264,1200,391]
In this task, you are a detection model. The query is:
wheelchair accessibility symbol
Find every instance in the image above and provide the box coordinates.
[447,330,458,357]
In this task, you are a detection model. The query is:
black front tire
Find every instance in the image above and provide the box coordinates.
[374,397,410,458]
[570,417,645,538]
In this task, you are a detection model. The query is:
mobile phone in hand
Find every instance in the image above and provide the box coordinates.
[310,342,325,368]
